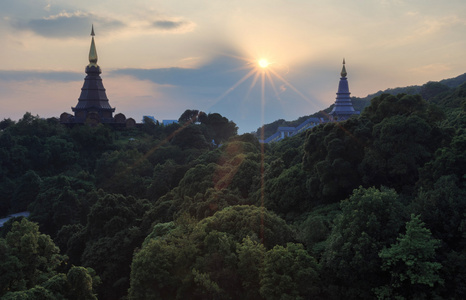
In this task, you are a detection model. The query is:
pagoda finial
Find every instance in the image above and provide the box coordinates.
[340,58,347,77]
[88,25,98,67]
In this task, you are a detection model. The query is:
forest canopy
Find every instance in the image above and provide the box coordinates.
[1,82,466,299]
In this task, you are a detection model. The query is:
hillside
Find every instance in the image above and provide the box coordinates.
[0,80,465,299]
[257,72,466,138]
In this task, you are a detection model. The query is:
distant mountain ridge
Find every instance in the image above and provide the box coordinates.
[357,72,466,102]
[256,72,466,137]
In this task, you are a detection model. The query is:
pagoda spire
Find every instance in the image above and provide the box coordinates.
[71,25,115,123]
[329,58,359,120]
[340,58,347,78]
[88,24,98,67]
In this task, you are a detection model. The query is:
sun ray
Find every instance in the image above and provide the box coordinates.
[245,71,261,99]
[265,71,284,104]
[268,68,321,110]
[206,52,325,134]
[212,68,257,103]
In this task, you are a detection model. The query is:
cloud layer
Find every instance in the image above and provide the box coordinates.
[152,19,196,33]
[0,70,82,82]
[11,11,125,38]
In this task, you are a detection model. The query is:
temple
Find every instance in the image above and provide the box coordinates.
[329,59,360,120]
[61,26,135,127]
[260,58,360,143]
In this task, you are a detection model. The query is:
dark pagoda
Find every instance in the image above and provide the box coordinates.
[329,59,360,120]
[72,25,114,123]
[60,26,135,127]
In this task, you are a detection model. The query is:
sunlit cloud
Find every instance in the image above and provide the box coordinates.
[176,57,203,68]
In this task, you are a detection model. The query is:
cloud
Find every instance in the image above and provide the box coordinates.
[9,9,195,38]
[111,55,244,88]
[153,20,185,29]
[0,70,82,82]
[11,10,125,38]
[150,18,196,33]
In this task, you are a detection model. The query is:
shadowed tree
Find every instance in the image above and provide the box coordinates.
[178,109,200,124]
[199,113,238,145]
[260,243,320,300]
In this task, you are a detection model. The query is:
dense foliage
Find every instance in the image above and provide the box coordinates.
[0,81,465,299]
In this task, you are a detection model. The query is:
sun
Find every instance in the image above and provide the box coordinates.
[258,58,270,68]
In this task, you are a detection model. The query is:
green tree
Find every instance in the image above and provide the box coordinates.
[303,118,370,204]
[200,205,294,249]
[67,266,98,300]
[418,128,466,188]
[360,115,435,192]
[0,177,15,216]
[130,206,294,299]
[146,160,180,201]
[264,163,310,219]
[0,219,98,299]
[2,286,55,299]
[362,93,429,124]
[95,149,153,198]
[178,109,200,124]
[171,125,210,150]
[411,175,466,250]
[376,214,443,299]
[321,186,406,299]
[237,236,265,300]
[77,191,150,300]
[28,174,95,236]
[0,238,24,294]
[420,81,450,101]
[192,230,239,299]
[128,216,201,300]
[43,136,79,172]
[3,219,64,291]
[177,188,244,220]
[69,124,115,170]
[0,118,14,130]
[141,116,162,135]
[260,243,320,300]
[200,113,238,144]
[11,170,41,212]
[294,203,340,256]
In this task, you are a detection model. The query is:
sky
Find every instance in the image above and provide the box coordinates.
[1,0,465,133]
